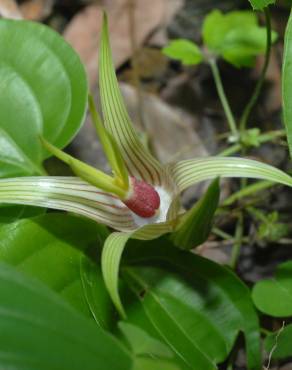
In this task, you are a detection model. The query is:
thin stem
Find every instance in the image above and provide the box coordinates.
[209,58,239,140]
[230,213,243,269]
[247,206,267,223]
[219,143,242,156]
[222,180,273,206]
[260,327,273,336]
[240,7,272,131]
[213,227,234,240]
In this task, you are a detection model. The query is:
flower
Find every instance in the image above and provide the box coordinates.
[0,14,292,316]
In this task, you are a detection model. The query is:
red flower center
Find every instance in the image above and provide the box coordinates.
[123,177,160,218]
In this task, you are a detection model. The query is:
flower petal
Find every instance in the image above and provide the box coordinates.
[99,14,165,186]
[101,221,173,317]
[0,176,136,231]
[170,157,292,192]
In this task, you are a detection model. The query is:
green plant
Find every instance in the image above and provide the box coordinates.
[0,0,291,368]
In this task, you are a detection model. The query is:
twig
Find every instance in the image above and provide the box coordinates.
[263,321,285,370]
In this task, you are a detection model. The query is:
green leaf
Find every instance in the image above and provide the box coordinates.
[0,19,87,177]
[0,204,45,223]
[264,324,292,360]
[248,0,275,10]
[252,260,292,317]
[0,262,132,370]
[122,239,261,370]
[283,10,292,160]
[133,358,179,370]
[80,254,116,329]
[172,178,220,249]
[118,322,173,358]
[0,213,108,316]
[202,10,277,67]
[162,39,203,65]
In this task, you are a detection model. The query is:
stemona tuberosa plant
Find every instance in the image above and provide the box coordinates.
[1,13,292,319]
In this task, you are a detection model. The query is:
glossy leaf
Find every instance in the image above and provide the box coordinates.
[118,322,173,358]
[172,178,220,249]
[252,261,292,317]
[202,10,277,67]
[264,324,292,360]
[122,239,261,370]
[0,19,87,176]
[0,213,108,315]
[283,9,292,160]
[80,254,117,329]
[133,358,179,370]
[0,262,132,370]
[162,39,203,65]
[248,0,275,10]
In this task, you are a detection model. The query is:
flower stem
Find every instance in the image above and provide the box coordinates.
[222,180,273,207]
[239,7,272,131]
[230,213,243,269]
[219,143,242,157]
[209,58,239,140]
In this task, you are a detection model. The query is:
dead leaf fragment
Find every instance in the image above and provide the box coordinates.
[0,0,22,19]
[64,0,183,86]
[20,0,54,21]
[119,83,208,164]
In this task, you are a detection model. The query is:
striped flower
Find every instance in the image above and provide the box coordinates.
[0,14,292,316]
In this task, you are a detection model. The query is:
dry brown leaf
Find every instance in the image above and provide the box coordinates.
[0,0,22,19]
[20,0,54,21]
[119,83,208,164]
[64,0,183,86]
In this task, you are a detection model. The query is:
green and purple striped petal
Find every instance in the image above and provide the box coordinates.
[170,157,292,192]
[0,177,137,231]
[99,14,166,187]
[101,221,174,317]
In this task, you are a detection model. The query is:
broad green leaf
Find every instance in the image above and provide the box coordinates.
[0,204,45,223]
[172,178,220,249]
[0,19,87,177]
[283,9,292,160]
[264,324,292,360]
[202,10,277,67]
[80,254,117,329]
[0,262,132,370]
[0,213,108,316]
[122,239,261,370]
[252,260,292,317]
[133,358,179,370]
[162,39,203,65]
[118,322,173,358]
[248,0,275,10]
